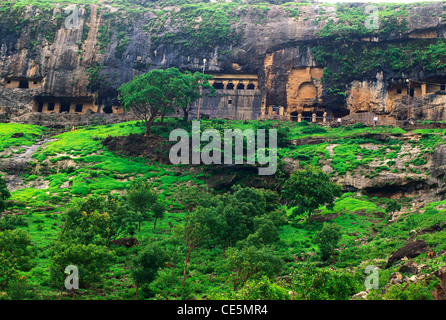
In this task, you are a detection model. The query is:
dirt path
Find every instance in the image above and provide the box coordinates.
[10,138,55,163]
[1,138,57,175]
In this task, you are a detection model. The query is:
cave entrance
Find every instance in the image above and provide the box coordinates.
[102,106,113,114]
[212,82,224,90]
[75,104,83,113]
[19,80,29,89]
[37,102,43,113]
[332,109,350,119]
[314,111,325,123]
[236,82,245,90]
[60,102,70,113]
[301,111,313,122]
[290,111,299,122]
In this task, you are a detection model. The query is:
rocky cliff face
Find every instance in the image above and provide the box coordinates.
[0,0,446,121]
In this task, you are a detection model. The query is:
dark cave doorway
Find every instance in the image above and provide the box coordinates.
[59,102,70,113]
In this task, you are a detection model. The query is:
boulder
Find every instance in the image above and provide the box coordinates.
[386,239,431,268]
[389,272,403,285]
[110,237,139,248]
[430,144,446,178]
[398,261,419,275]
[351,291,368,300]
[433,267,446,300]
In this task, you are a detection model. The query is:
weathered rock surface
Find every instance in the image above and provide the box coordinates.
[430,142,446,178]
[386,239,431,268]
[392,92,446,122]
[0,2,445,121]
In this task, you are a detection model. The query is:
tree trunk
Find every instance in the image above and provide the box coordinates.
[135,284,139,300]
[59,285,63,300]
[153,218,157,229]
[145,120,152,137]
[181,249,191,288]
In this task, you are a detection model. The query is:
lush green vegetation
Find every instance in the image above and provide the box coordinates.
[0,118,445,300]
[312,39,446,96]
[1,0,446,301]
[117,68,214,134]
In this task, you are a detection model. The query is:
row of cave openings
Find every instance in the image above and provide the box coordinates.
[3,77,42,89]
[33,98,123,114]
[208,75,259,91]
[211,81,257,90]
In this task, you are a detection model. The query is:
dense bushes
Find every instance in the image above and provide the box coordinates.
[290,263,362,300]
[1,119,445,300]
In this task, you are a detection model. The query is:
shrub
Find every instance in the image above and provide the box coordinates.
[379,278,438,300]
[300,125,328,134]
[291,263,361,300]
[313,222,342,262]
[0,215,28,231]
[353,122,366,128]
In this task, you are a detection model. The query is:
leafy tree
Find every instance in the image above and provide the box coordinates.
[290,263,361,300]
[175,209,210,288]
[50,241,116,293]
[281,166,342,223]
[0,229,35,291]
[313,222,342,262]
[131,243,169,299]
[117,69,171,135]
[238,215,282,247]
[177,185,285,258]
[175,184,218,213]
[228,276,290,300]
[218,186,284,249]
[117,68,213,135]
[176,71,215,121]
[152,201,165,230]
[61,194,137,247]
[126,180,162,231]
[0,176,11,213]
[224,245,283,291]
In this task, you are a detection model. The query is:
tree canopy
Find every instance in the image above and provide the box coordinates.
[117,68,214,135]
[281,166,342,222]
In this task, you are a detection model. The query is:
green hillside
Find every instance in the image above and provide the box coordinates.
[1,119,445,300]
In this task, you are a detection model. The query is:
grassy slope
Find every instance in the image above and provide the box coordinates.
[1,119,446,299]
